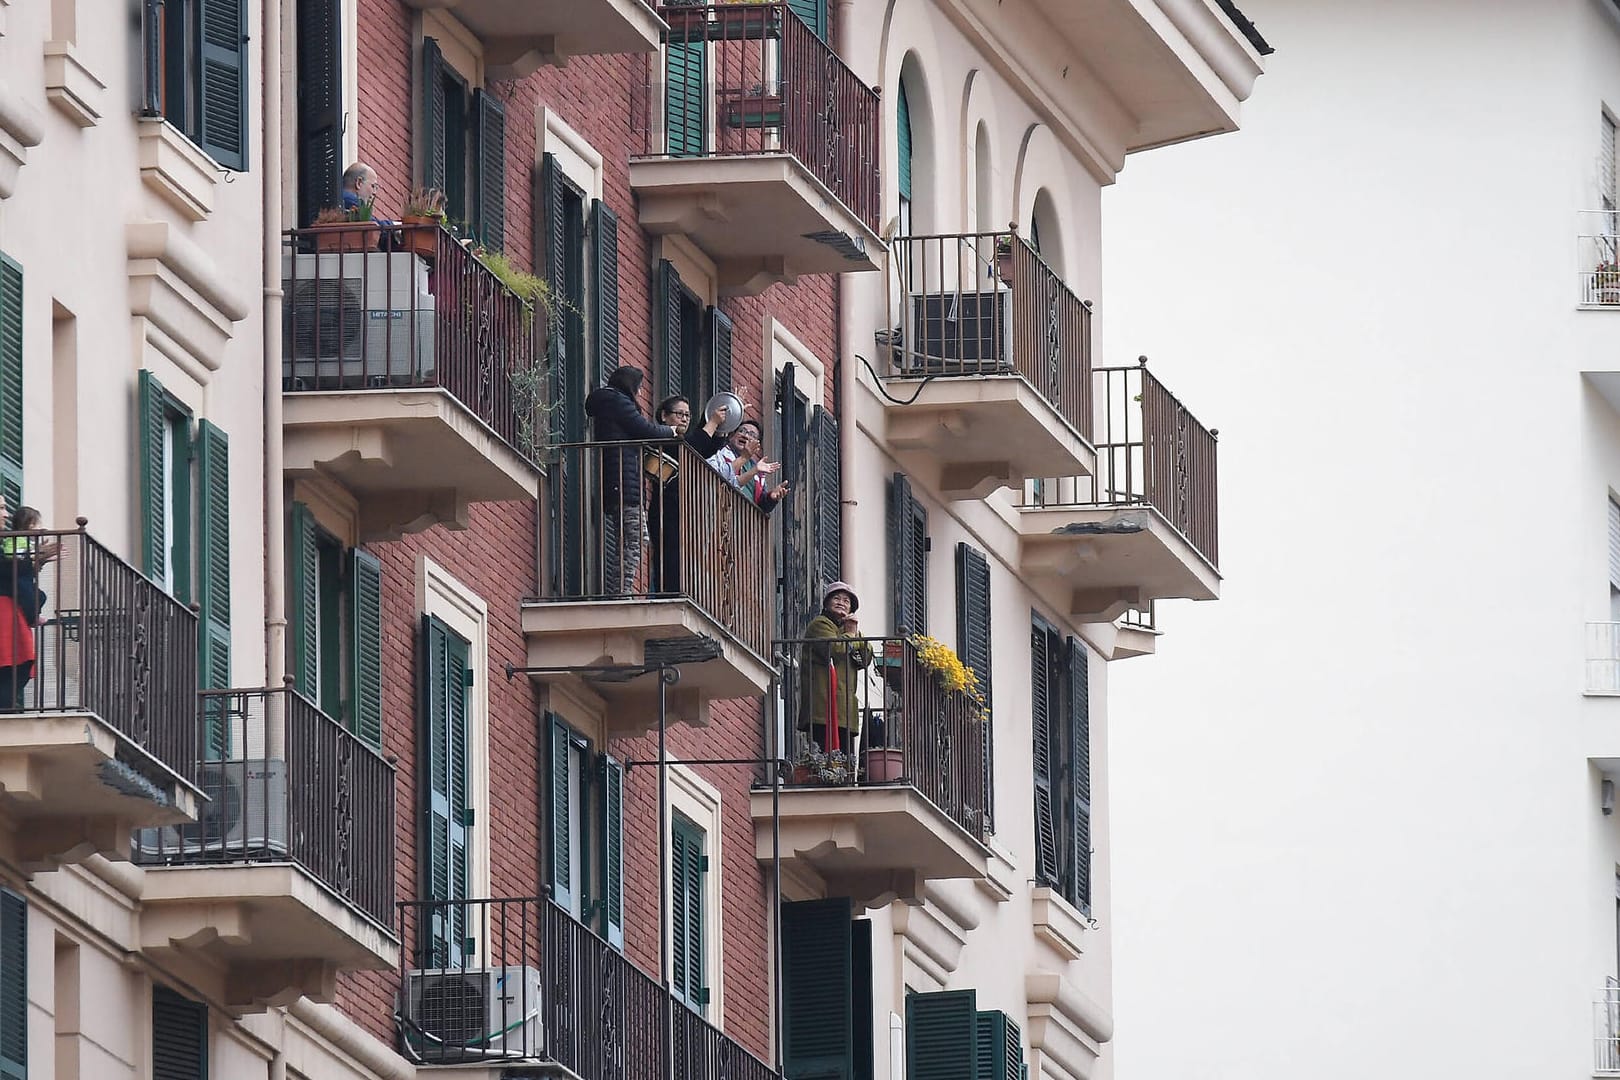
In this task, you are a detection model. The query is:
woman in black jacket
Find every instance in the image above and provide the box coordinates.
[584,367,683,595]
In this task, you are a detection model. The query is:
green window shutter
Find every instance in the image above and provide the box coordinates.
[152,986,208,1080]
[474,90,505,250]
[671,816,707,1010]
[0,889,25,1080]
[422,616,471,965]
[813,408,841,589]
[852,919,874,1080]
[1030,618,1058,887]
[198,0,248,170]
[287,502,319,699]
[781,897,853,1080]
[786,0,827,39]
[421,39,447,192]
[1068,637,1091,913]
[666,41,707,158]
[889,474,926,634]
[138,370,168,582]
[195,421,231,691]
[295,0,342,225]
[548,713,572,911]
[591,200,621,387]
[0,254,21,509]
[957,543,992,830]
[905,990,978,1080]
[973,1011,1020,1080]
[349,549,383,749]
[709,306,733,397]
[599,754,624,948]
[896,82,913,203]
[658,261,684,401]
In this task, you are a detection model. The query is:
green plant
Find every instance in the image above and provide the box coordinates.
[995,234,1013,255]
[908,633,989,723]
[345,198,375,223]
[403,187,449,223]
[479,249,552,308]
[1598,260,1620,292]
[312,206,351,225]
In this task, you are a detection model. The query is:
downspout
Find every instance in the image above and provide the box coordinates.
[834,0,859,578]
[263,0,286,686]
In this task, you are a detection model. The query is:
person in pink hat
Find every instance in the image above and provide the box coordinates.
[798,582,872,756]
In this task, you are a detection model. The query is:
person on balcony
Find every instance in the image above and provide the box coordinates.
[707,420,789,511]
[648,395,737,594]
[0,503,58,709]
[586,367,686,595]
[799,582,872,756]
[339,162,397,231]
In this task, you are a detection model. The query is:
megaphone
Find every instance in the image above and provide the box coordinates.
[703,392,745,436]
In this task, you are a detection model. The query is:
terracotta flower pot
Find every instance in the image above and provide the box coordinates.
[307,222,375,254]
[865,748,903,783]
[400,217,442,260]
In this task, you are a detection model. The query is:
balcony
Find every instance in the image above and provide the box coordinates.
[752,636,992,905]
[280,226,542,541]
[1598,982,1620,1075]
[400,0,664,75]
[0,526,200,872]
[1112,602,1159,659]
[1579,211,1620,308]
[519,439,775,734]
[135,687,398,1011]
[878,233,1097,498]
[631,4,881,295]
[1019,360,1220,622]
[396,896,778,1077]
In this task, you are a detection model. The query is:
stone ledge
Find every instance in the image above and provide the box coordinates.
[1030,886,1089,962]
[136,117,220,221]
[44,40,104,127]
[127,220,250,376]
[0,80,44,199]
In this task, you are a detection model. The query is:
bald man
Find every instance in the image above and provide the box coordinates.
[340,162,379,214]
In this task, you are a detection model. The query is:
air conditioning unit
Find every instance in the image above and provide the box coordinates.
[402,966,543,1064]
[908,288,1012,373]
[135,759,289,859]
[282,250,435,390]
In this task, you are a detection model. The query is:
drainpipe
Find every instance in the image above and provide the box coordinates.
[834,0,859,579]
[262,0,286,687]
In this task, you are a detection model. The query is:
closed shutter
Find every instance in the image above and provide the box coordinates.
[1605,112,1617,210]
[955,544,991,702]
[888,474,928,634]
[422,616,471,966]
[195,421,231,691]
[782,897,853,1080]
[0,254,22,509]
[349,549,383,749]
[905,990,978,1080]
[974,1011,1021,1080]
[814,409,841,589]
[1609,498,1620,590]
[710,306,734,396]
[671,816,708,1009]
[295,0,342,224]
[1068,637,1091,913]
[659,261,684,400]
[600,754,624,948]
[138,370,168,582]
[787,0,827,38]
[548,713,572,911]
[0,889,23,1080]
[896,83,913,203]
[592,201,621,387]
[1030,619,1058,886]
[852,919,874,1080]
[287,502,319,699]
[151,986,208,1080]
[198,0,248,170]
[666,41,707,157]
[421,39,447,192]
[474,90,505,249]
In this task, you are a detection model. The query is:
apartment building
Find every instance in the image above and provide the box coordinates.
[0,1,1262,1079]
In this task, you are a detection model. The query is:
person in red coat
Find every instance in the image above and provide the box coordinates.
[0,503,58,709]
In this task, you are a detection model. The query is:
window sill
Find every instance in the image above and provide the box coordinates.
[44,40,104,127]
[0,79,44,199]
[136,117,219,221]
[1031,886,1091,962]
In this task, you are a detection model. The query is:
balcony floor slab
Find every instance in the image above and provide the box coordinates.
[1019,505,1219,620]
[402,0,662,74]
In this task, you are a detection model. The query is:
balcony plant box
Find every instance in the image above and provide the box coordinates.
[710,3,782,39]
[401,188,448,260]
[1599,261,1620,304]
[306,223,376,254]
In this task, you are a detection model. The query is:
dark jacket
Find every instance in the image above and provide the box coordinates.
[585,386,676,509]
[798,613,873,737]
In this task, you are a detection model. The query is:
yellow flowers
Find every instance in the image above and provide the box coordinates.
[907,634,989,723]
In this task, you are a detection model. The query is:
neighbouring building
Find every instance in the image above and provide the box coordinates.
[0,1,1263,1079]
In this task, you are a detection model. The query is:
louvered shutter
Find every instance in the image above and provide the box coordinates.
[666,41,707,157]
[474,90,505,249]
[287,502,319,699]
[974,1011,1021,1080]
[295,0,341,224]
[195,422,230,691]
[138,370,168,582]
[152,986,208,1080]
[0,254,22,509]
[0,889,23,1080]
[814,409,842,589]
[1030,620,1058,886]
[1068,637,1091,912]
[787,0,827,39]
[906,483,929,633]
[659,260,684,400]
[349,549,383,749]
[1605,113,1617,210]
[548,713,572,911]
[905,991,978,1080]
[710,306,734,396]
[421,39,447,192]
[896,83,913,203]
[782,897,853,1080]
[198,0,247,170]
[1609,499,1620,591]
[852,919,874,1080]
[671,816,708,1009]
[955,544,991,701]
[591,201,621,387]
[422,616,471,966]
[600,754,624,948]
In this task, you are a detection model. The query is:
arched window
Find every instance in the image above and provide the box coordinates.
[897,81,914,237]
[1031,188,1064,276]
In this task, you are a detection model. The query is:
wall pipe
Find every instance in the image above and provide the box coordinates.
[834,0,860,580]
[262,0,287,688]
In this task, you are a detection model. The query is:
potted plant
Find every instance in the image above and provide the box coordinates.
[907,633,990,724]
[1597,260,1620,304]
[662,0,711,41]
[711,0,782,40]
[994,234,1015,285]
[865,745,904,782]
[307,204,375,253]
[401,187,449,259]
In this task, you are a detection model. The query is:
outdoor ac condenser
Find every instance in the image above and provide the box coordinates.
[402,965,544,1064]
[908,288,1012,372]
[282,250,435,389]
[134,759,290,858]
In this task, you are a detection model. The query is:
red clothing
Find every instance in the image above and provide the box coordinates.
[0,596,37,667]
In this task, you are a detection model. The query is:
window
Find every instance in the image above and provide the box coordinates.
[287,503,382,745]
[150,0,249,170]
[781,898,873,1080]
[0,889,24,1080]
[896,82,913,238]
[656,261,733,405]
[889,473,928,634]
[670,814,709,1012]
[420,615,472,966]
[1031,616,1090,913]
[422,38,505,247]
[545,713,624,948]
[139,371,230,687]
[151,985,208,1080]
[0,253,22,508]
[295,0,343,225]
[904,990,1023,1080]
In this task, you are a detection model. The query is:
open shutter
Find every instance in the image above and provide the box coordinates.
[421,39,447,192]
[908,490,928,631]
[195,422,231,691]
[671,816,708,1009]
[0,254,22,509]
[1030,620,1058,886]
[814,409,841,588]
[198,0,248,170]
[152,986,208,1080]
[475,90,506,249]
[955,544,991,704]
[896,83,913,203]
[422,616,471,966]
[889,473,912,634]
[852,919,874,1080]
[710,306,734,397]
[782,897,853,1080]
[658,260,683,400]
[548,714,572,911]
[287,502,319,698]
[974,1012,1021,1080]
[1068,637,1091,912]
[906,991,978,1080]
[349,549,383,749]
[295,0,342,224]
[599,754,624,948]
[0,890,24,1080]
[666,40,707,157]
[592,201,621,387]
[138,370,167,581]
[540,155,571,391]
[787,0,827,38]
